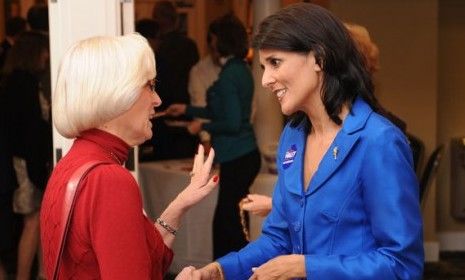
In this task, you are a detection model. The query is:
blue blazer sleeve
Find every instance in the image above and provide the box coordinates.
[306,126,424,279]
[217,128,292,279]
[218,178,293,279]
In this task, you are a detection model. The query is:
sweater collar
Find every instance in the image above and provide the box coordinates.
[78,129,130,164]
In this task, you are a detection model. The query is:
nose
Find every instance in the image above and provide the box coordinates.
[261,68,275,89]
[152,91,162,107]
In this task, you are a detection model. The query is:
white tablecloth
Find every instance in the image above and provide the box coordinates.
[138,159,277,273]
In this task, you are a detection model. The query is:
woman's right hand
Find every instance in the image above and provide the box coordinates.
[157,145,218,247]
[241,194,272,217]
[166,103,187,117]
[175,145,219,211]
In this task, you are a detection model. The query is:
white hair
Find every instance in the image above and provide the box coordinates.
[53,33,156,138]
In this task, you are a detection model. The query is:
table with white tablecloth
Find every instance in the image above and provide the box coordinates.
[138,159,277,273]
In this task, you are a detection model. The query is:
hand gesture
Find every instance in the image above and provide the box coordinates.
[166,103,187,117]
[187,120,203,135]
[241,194,272,217]
[176,145,219,209]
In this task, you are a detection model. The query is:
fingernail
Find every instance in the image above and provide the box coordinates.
[213,175,219,183]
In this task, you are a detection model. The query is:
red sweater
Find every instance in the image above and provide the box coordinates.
[40,129,173,279]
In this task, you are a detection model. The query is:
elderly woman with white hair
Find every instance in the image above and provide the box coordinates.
[40,34,218,280]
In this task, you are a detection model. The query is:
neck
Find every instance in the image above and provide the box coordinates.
[305,99,349,137]
[97,124,134,147]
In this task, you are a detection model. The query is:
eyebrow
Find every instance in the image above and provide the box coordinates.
[260,55,278,69]
[264,55,278,63]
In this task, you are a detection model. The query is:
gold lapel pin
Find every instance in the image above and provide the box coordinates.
[333,146,339,160]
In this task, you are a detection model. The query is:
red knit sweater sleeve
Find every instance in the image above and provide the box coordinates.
[84,164,173,279]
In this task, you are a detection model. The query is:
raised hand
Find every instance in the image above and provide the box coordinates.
[176,145,219,209]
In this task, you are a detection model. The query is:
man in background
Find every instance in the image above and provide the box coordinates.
[149,0,199,160]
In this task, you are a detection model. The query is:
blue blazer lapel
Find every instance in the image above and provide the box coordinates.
[308,133,360,195]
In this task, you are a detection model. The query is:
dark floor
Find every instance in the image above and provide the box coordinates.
[424,252,465,280]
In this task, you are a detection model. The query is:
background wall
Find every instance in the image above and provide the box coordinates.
[437,0,465,248]
[330,0,439,253]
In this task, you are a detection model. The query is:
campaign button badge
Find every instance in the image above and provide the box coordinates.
[283,144,297,169]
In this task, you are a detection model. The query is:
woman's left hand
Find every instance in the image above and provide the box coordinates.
[176,145,219,210]
[248,255,306,280]
[187,120,203,135]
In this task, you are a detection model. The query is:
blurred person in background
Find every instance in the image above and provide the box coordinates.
[187,19,222,151]
[166,14,261,260]
[0,17,27,69]
[136,18,160,52]
[150,0,200,160]
[0,31,52,280]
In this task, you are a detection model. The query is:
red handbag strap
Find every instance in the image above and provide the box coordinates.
[52,160,111,280]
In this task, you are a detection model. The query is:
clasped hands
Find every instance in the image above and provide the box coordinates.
[175,255,305,280]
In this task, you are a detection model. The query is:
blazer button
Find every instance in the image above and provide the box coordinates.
[300,199,304,207]
[294,222,301,232]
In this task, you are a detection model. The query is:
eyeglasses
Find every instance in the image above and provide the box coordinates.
[147,78,156,93]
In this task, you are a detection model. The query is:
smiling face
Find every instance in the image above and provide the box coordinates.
[259,49,323,116]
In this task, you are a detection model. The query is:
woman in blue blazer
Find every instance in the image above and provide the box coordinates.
[190,3,423,280]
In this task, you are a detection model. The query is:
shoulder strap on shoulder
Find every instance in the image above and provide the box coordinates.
[52,160,111,280]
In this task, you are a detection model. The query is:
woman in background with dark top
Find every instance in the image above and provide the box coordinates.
[0,31,51,280]
[166,14,261,259]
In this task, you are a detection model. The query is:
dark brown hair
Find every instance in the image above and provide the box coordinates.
[209,14,249,59]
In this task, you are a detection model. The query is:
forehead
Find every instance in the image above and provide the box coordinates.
[258,49,286,61]
[258,49,310,64]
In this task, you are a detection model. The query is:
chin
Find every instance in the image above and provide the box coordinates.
[144,131,153,141]
[280,105,295,116]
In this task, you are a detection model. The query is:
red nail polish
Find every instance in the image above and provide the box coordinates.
[213,175,219,183]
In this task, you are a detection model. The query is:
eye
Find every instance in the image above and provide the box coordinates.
[147,78,156,92]
[269,58,281,68]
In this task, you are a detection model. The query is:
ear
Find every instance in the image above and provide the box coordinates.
[308,52,322,72]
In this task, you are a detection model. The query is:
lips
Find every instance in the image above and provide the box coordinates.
[273,88,286,101]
